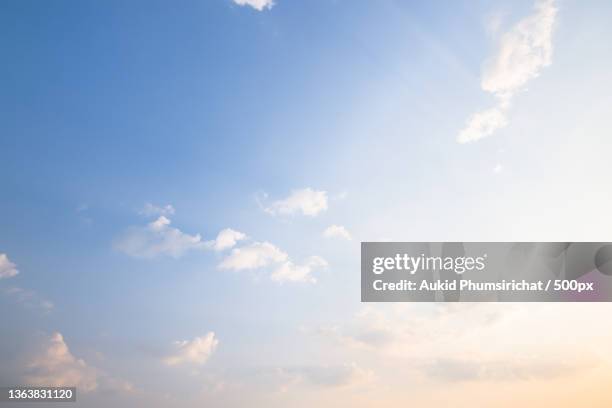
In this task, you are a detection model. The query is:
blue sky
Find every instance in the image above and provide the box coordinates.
[2,0,612,407]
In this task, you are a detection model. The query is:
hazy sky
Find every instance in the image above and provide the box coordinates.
[2,0,612,406]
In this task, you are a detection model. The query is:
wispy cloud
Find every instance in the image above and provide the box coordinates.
[232,0,274,11]
[315,304,606,383]
[323,225,352,241]
[139,203,175,217]
[262,188,328,217]
[164,332,219,366]
[115,207,246,259]
[115,216,207,258]
[2,286,54,314]
[0,253,19,279]
[458,0,557,143]
[423,357,590,383]
[0,255,54,313]
[458,105,509,144]
[482,0,557,97]
[275,363,374,390]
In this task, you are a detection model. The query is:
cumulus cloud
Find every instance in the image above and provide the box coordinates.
[219,241,288,270]
[206,228,247,252]
[323,225,352,241]
[139,203,175,217]
[25,333,99,392]
[164,332,219,366]
[271,256,328,284]
[458,0,557,143]
[0,253,18,279]
[264,188,328,217]
[115,215,246,258]
[220,242,327,284]
[25,333,133,393]
[232,0,274,11]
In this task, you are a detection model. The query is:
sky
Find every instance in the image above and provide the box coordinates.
[2,0,612,406]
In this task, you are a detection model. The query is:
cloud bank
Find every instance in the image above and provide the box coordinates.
[316,303,607,384]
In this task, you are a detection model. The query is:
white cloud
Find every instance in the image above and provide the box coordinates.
[0,253,18,279]
[485,11,505,36]
[457,105,509,144]
[271,256,328,284]
[164,332,219,366]
[481,0,556,97]
[323,225,352,241]
[278,363,374,389]
[333,191,348,201]
[206,228,247,252]
[264,188,328,217]
[140,203,175,217]
[316,303,611,383]
[493,163,504,173]
[2,286,54,313]
[219,241,288,270]
[220,241,327,284]
[40,300,55,311]
[24,333,133,393]
[458,0,557,143]
[117,206,246,258]
[25,333,98,392]
[115,216,207,258]
[422,357,584,382]
[0,255,52,314]
[232,0,274,11]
